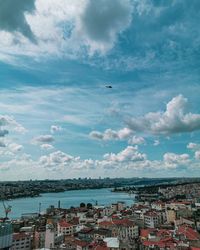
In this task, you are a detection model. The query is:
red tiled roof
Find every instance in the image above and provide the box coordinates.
[140,229,173,241]
[157,229,172,237]
[177,225,200,241]
[99,221,113,227]
[113,218,134,226]
[144,211,159,217]
[140,228,156,238]
[59,220,73,228]
[74,239,89,247]
[112,214,120,218]
[142,238,176,248]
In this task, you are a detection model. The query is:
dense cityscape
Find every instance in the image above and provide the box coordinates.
[0,179,200,249]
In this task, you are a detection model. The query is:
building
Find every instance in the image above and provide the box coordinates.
[57,220,75,236]
[11,232,32,250]
[0,222,13,250]
[165,208,176,224]
[99,219,138,240]
[45,223,64,249]
[34,228,46,249]
[144,211,160,228]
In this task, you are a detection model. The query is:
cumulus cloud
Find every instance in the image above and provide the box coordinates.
[89,127,132,141]
[126,95,200,135]
[32,134,54,144]
[39,150,94,171]
[39,150,73,167]
[0,0,36,41]
[0,115,27,135]
[0,141,24,159]
[103,146,146,163]
[163,153,190,169]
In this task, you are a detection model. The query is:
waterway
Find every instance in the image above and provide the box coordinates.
[0,188,135,219]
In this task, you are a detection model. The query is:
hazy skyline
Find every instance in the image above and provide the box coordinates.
[0,0,200,180]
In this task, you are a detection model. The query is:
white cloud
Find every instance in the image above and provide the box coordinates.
[163,152,190,169]
[40,144,54,150]
[89,127,132,141]
[0,0,133,62]
[39,150,73,167]
[32,134,54,144]
[50,125,62,134]
[128,135,145,145]
[39,150,94,171]
[187,142,200,151]
[195,151,200,160]
[153,140,160,146]
[103,146,146,163]
[0,115,27,134]
[8,143,23,153]
[127,95,200,135]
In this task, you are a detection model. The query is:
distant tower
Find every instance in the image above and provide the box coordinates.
[58,200,61,209]
[39,203,41,214]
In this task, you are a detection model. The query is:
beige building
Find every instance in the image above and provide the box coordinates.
[166,208,176,224]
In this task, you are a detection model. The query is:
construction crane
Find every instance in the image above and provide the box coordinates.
[2,200,12,219]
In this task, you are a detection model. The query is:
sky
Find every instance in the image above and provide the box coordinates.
[0,0,200,180]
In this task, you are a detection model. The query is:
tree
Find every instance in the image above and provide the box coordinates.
[80,202,86,208]
[87,203,92,209]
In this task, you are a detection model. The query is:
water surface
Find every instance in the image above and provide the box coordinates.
[0,188,135,219]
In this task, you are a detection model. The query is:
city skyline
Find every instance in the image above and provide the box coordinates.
[0,0,200,180]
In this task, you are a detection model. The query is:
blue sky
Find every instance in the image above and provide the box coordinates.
[0,0,200,180]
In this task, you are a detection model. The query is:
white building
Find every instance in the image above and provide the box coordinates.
[144,211,160,228]
[45,224,63,249]
[57,220,75,236]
